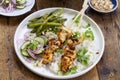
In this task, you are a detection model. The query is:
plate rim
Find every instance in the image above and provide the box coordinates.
[14,7,105,79]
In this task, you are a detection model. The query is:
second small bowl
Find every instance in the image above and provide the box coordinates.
[89,0,118,13]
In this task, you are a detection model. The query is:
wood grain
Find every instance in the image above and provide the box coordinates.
[0,0,120,80]
[0,16,10,80]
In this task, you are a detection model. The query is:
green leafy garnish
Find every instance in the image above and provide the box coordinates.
[83,29,94,41]
[81,23,91,28]
[57,66,78,76]
[73,31,81,40]
[77,47,90,66]
[55,49,64,54]
[64,66,78,75]
[28,40,38,50]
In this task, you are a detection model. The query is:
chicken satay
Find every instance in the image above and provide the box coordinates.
[57,30,71,43]
[61,55,74,72]
[61,35,82,72]
[67,35,83,45]
[42,39,61,64]
[48,39,61,51]
[61,45,76,72]
[64,46,76,60]
[42,48,53,64]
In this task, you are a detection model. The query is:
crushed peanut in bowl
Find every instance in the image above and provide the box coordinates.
[91,0,114,11]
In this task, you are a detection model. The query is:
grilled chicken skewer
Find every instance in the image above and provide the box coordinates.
[42,39,61,64]
[61,45,76,72]
[61,35,83,72]
[42,28,69,64]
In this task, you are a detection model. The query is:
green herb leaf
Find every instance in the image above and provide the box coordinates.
[81,23,91,28]
[64,66,78,75]
[73,31,81,40]
[55,49,64,54]
[83,29,94,41]
[77,47,90,66]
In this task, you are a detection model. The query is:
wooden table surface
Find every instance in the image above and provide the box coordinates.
[0,0,120,80]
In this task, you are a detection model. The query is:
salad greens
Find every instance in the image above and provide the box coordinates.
[77,47,90,66]
[21,36,47,59]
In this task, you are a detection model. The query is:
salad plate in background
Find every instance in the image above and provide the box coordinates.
[14,8,105,79]
[0,0,35,16]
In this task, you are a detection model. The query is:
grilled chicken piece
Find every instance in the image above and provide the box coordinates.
[61,45,76,72]
[64,46,76,59]
[67,36,83,46]
[42,48,53,64]
[57,30,69,43]
[48,39,61,51]
[61,35,82,72]
[61,56,73,72]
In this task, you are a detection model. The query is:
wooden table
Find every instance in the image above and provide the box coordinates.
[0,0,120,80]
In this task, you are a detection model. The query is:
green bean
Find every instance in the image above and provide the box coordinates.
[27,9,66,35]
[52,8,64,17]
[28,22,62,28]
[53,18,67,23]
[37,9,64,32]
[29,17,42,22]
[29,12,51,23]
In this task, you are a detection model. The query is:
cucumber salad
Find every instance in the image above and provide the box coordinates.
[0,0,27,12]
[18,9,99,76]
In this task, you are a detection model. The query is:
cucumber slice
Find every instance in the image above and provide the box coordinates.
[41,36,48,45]
[21,41,30,50]
[16,5,25,9]
[34,48,44,54]
[17,0,26,5]
[5,0,10,3]
[34,37,45,45]
[21,49,29,57]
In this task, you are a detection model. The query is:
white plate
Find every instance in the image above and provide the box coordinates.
[0,0,35,16]
[14,8,105,79]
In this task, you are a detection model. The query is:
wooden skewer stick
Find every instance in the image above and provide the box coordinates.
[72,0,89,27]
[61,25,71,33]
[61,0,88,33]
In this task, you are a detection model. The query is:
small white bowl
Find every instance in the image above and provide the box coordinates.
[89,0,118,13]
[0,0,35,16]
